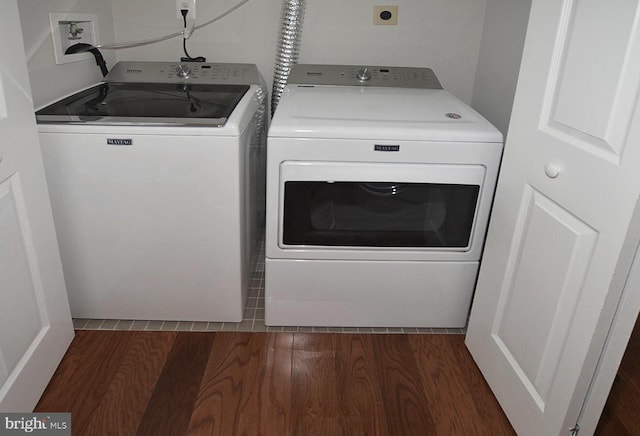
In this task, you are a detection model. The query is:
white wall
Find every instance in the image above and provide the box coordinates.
[17,0,521,116]
[110,0,282,88]
[17,0,117,109]
[300,0,486,103]
[471,0,532,136]
[110,0,487,104]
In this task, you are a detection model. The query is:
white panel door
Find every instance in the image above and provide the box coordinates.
[466,0,640,434]
[0,0,74,412]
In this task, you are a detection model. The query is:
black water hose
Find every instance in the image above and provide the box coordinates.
[65,43,109,77]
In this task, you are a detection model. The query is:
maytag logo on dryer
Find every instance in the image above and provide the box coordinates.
[107,138,133,146]
[374,144,400,152]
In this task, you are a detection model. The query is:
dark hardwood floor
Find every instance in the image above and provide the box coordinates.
[596,314,640,435]
[36,331,515,435]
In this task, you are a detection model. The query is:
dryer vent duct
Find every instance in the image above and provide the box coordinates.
[271,0,306,116]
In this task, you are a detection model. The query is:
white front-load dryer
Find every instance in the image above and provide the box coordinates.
[265,64,503,328]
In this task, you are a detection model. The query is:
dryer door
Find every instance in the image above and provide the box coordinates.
[276,161,487,260]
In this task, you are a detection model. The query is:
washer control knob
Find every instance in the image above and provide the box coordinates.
[356,67,372,82]
[175,64,192,78]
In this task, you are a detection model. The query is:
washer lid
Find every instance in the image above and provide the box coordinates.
[36,82,249,127]
[269,85,503,143]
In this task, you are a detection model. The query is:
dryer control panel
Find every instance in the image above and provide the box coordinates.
[287,64,442,89]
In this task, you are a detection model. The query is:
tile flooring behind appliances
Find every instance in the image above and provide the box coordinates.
[72,236,465,335]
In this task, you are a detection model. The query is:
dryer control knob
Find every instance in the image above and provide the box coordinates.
[356,67,372,82]
[175,64,192,78]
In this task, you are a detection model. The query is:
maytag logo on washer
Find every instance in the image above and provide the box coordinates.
[374,144,400,152]
[0,413,71,435]
[107,138,133,146]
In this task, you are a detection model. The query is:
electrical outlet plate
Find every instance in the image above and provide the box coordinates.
[373,6,398,25]
[177,0,196,20]
[49,13,98,65]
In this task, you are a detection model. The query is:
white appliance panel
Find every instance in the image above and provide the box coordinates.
[37,66,267,322]
[265,258,479,328]
[279,161,486,184]
[40,131,250,321]
[269,86,502,142]
[265,64,503,327]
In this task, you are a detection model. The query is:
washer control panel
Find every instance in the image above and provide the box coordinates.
[105,61,262,85]
[287,64,442,89]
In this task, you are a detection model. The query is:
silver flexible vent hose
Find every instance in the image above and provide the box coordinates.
[271,0,306,115]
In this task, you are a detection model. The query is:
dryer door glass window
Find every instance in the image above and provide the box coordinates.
[282,181,480,248]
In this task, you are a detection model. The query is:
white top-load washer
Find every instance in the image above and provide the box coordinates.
[265,64,503,328]
[36,61,267,322]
